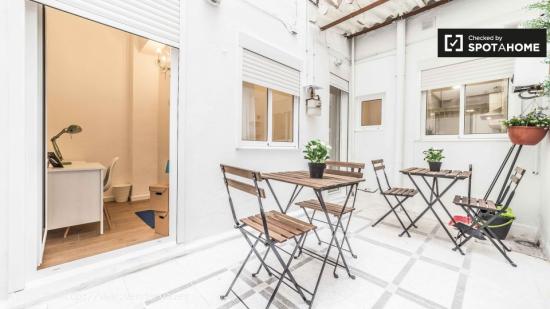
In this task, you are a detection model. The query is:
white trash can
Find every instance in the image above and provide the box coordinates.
[112,184,132,203]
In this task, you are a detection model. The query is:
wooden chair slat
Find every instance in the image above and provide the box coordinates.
[227,178,265,198]
[260,216,298,237]
[326,160,365,169]
[325,169,364,179]
[269,211,314,232]
[241,217,286,242]
[453,195,498,211]
[295,199,353,217]
[222,164,260,180]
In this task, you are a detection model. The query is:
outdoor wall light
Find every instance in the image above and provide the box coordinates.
[306,86,322,116]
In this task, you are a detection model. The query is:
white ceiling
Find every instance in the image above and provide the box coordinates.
[314,0,443,35]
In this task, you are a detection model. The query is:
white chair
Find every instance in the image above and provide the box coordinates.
[103,157,119,229]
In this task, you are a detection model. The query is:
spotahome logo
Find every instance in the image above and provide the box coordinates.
[438,29,546,57]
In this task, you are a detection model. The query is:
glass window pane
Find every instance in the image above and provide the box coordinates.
[242,82,268,141]
[361,99,382,126]
[464,79,508,134]
[271,89,294,142]
[426,87,460,135]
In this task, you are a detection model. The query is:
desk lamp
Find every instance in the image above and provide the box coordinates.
[51,124,82,165]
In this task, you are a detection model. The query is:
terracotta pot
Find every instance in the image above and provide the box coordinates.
[507,126,548,145]
[308,162,326,179]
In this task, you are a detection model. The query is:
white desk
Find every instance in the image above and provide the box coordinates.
[47,162,105,234]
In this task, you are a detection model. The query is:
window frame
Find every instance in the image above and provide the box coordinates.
[421,79,511,141]
[239,83,299,149]
[356,93,384,132]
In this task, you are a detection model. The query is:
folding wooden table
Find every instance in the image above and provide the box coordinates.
[261,171,364,308]
[399,167,471,254]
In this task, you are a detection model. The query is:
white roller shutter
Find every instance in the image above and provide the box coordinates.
[243,49,300,96]
[36,0,180,47]
[421,58,514,90]
[330,73,349,92]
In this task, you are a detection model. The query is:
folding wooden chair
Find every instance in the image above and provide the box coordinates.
[294,160,364,277]
[452,166,526,267]
[371,159,418,237]
[219,164,316,308]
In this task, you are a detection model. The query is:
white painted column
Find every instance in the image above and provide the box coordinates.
[394,19,406,185]
[0,0,10,300]
[6,0,27,294]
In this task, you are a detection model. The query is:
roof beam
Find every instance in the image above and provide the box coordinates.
[346,0,451,38]
[320,0,390,31]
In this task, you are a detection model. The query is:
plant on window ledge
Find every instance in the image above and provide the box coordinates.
[303,139,331,178]
[423,147,445,172]
[502,108,550,145]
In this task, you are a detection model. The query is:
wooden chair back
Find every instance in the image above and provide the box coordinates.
[325,160,365,179]
[220,164,270,239]
[497,166,526,207]
[371,159,392,191]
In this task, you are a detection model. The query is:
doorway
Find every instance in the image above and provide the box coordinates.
[40,7,176,269]
[329,85,349,162]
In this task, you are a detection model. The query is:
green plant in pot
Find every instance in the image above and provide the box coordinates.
[303,139,331,178]
[502,108,550,145]
[423,148,445,172]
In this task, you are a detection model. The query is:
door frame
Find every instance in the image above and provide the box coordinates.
[328,84,350,162]
[10,1,184,291]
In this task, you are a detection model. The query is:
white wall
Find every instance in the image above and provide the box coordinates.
[180,0,350,241]
[46,9,170,199]
[353,0,542,238]
[537,96,550,255]
[0,0,10,300]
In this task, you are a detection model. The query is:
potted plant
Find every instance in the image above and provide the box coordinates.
[502,108,550,145]
[423,148,444,172]
[303,139,331,178]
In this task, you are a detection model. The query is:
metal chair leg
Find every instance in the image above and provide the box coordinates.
[394,196,417,228]
[266,235,308,308]
[303,209,322,245]
[221,237,260,300]
[252,246,271,277]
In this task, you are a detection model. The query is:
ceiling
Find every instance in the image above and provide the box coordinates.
[310,0,450,37]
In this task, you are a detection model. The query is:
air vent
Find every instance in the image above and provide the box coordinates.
[421,18,435,30]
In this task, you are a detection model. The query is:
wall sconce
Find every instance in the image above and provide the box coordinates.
[305,86,322,116]
[156,48,171,75]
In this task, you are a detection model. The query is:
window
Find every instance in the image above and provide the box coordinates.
[426,87,460,135]
[424,78,509,137]
[242,82,268,141]
[464,79,508,134]
[271,89,294,142]
[361,99,382,126]
[241,81,297,147]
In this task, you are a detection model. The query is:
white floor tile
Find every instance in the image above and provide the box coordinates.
[399,259,459,308]
[384,294,428,309]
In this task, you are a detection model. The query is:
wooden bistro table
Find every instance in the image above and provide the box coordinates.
[261,171,364,307]
[399,167,472,255]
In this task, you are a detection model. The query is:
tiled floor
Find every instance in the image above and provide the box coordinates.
[30,193,550,309]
